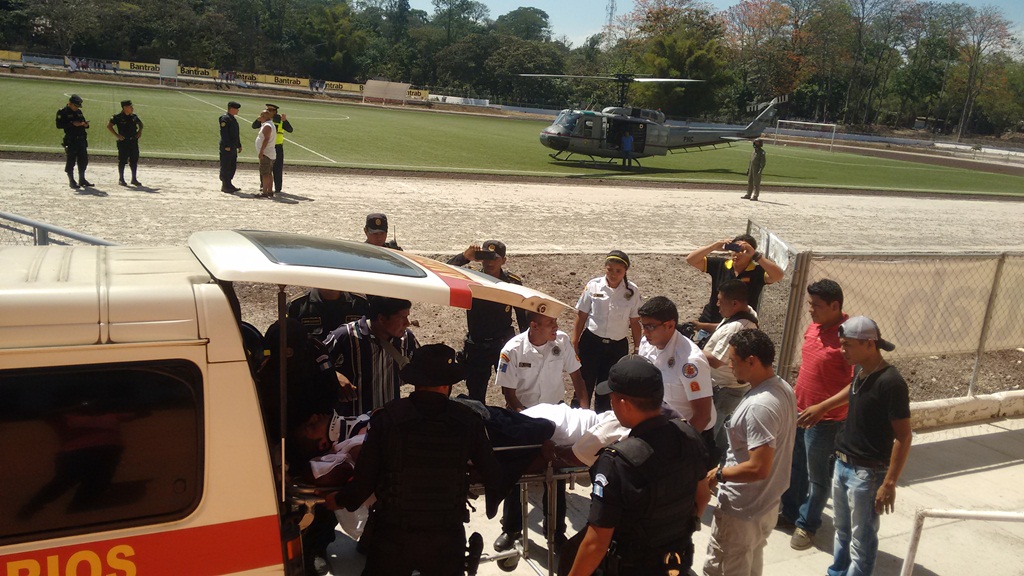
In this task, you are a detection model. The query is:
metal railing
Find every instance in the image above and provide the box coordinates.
[0,211,116,246]
[900,508,1024,576]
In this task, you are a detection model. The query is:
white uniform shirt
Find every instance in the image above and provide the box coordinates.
[704,306,758,389]
[638,330,716,430]
[521,404,601,446]
[497,330,582,408]
[576,276,642,341]
[571,411,629,466]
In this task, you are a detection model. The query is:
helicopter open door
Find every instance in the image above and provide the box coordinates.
[606,120,647,154]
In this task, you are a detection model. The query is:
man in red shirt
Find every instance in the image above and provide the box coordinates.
[780,279,853,550]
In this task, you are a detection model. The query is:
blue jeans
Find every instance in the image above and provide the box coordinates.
[828,459,884,576]
[781,420,841,532]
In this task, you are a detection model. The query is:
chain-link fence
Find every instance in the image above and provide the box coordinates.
[770,245,1024,401]
[0,211,115,246]
[746,220,802,364]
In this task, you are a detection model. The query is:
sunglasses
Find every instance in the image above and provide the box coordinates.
[640,321,667,332]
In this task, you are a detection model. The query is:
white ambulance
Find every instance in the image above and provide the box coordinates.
[0,230,567,576]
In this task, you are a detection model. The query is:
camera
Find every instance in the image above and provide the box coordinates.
[723,242,744,252]
[474,250,499,261]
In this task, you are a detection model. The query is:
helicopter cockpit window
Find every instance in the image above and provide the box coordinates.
[556,112,581,132]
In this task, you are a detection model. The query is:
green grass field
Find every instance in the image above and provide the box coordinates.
[3,75,1022,196]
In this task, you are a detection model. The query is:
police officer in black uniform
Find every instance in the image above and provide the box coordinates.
[564,357,710,576]
[447,240,528,403]
[55,94,92,189]
[106,99,144,186]
[251,103,293,193]
[363,213,403,250]
[330,344,502,575]
[287,288,369,343]
[219,101,242,193]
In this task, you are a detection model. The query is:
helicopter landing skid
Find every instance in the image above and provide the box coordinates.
[549,151,600,163]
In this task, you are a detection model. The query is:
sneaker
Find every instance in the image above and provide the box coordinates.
[493,531,521,552]
[790,527,814,550]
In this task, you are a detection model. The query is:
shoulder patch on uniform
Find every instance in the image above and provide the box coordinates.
[683,362,698,378]
[592,473,608,498]
[500,352,510,363]
[690,381,701,392]
[220,121,227,127]
[552,346,561,356]
[506,272,522,283]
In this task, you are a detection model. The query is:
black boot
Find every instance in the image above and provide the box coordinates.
[68,173,79,189]
[78,174,94,187]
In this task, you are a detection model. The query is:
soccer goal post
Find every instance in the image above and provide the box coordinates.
[773,119,838,152]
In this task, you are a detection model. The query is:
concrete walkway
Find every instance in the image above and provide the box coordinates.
[325,416,1024,575]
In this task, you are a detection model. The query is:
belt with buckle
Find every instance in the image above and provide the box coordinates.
[835,451,886,470]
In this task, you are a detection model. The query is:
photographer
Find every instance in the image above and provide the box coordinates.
[447,240,528,403]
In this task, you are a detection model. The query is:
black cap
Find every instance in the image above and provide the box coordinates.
[69,94,83,105]
[482,240,506,258]
[266,103,279,110]
[120,99,132,108]
[596,356,663,400]
[365,213,388,232]
[400,344,465,387]
[605,250,630,268]
[227,101,241,110]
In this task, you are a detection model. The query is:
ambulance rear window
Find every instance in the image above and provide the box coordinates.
[0,360,203,544]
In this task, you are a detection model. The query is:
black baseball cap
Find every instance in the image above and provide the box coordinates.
[227,101,241,110]
[120,99,132,108]
[365,213,388,232]
[400,344,465,387]
[69,94,83,105]
[596,356,663,400]
[266,103,279,111]
[482,240,506,258]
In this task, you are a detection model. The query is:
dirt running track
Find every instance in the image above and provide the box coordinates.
[2,159,1024,252]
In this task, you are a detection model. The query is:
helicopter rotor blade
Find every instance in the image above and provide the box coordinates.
[633,78,704,83]
[518,73,621,80]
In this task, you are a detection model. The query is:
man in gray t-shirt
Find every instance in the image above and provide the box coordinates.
[704,329,797,576]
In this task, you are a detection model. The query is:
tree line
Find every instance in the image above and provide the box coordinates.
[3,0,1021,137]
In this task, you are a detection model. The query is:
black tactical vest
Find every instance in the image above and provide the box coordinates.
[377,399,475,529]
[604,419,705,555]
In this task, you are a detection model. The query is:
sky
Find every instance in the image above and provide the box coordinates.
[408,0,1023,48]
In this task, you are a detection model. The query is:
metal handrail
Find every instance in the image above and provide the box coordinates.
[0,211,117,246]
[900,508,1024,576]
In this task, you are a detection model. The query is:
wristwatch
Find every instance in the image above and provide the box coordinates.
[752,251,763,263]
[715,467,725,484]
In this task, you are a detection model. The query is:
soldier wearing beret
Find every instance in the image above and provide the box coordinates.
[107,99,144,186]
[55,94,92,189]
[219,101,242,193]
[251,103,292,194]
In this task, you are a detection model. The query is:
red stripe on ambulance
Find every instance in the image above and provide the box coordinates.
[3,515,282,576]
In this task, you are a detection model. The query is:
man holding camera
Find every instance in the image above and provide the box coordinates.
[685,234,784,341]
[447,240,528,403]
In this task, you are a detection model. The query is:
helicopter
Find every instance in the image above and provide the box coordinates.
[520,73,779,164]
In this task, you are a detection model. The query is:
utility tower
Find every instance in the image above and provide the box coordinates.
[604,0,617,50]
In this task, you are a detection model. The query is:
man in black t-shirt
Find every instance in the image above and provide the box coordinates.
[685,234,784,337]
[796,315,911,576]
